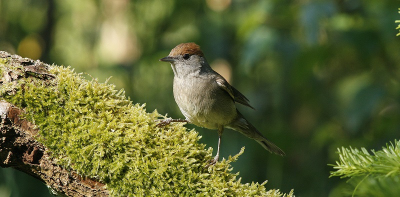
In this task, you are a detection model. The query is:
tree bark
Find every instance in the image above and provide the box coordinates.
[0,51,109,196]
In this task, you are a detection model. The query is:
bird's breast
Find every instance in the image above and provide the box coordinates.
[173,75,237,129]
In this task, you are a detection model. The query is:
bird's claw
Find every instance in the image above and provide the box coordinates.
[205,159,217,168]
[156,118,188,127]
[205,155,219,168]
[156,118,172,127]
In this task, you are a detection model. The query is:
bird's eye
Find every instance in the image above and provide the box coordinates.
[183,54,191,60]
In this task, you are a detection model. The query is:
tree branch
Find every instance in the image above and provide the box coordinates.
[0,51,293,197]
[0,52,109,196]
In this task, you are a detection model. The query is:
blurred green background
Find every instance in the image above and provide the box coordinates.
[1,0,399,196]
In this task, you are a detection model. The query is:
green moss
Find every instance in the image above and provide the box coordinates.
[0,55,293,196]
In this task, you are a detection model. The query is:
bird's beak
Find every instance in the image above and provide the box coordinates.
[159,56,176,63]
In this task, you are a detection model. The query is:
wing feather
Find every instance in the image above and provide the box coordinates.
[215,76,254,109]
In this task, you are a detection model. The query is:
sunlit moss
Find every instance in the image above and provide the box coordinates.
[0,56,293,197]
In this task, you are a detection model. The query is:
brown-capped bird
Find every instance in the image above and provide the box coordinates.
[158,43,285,165]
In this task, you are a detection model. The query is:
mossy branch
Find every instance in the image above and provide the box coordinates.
[0,100,109,196]
[0,51,293,196]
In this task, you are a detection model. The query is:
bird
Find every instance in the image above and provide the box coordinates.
[158,42,285,166]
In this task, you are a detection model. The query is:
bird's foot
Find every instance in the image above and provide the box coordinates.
[156,118,173,127]
[156,118,188,127]
[205,155,219,168]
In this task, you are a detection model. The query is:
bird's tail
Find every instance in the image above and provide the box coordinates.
[227,111,285,156]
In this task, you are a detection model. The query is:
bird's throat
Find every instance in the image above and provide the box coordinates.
[171,64,178,77]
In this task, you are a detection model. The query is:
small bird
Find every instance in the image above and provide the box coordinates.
[158,43,285,165]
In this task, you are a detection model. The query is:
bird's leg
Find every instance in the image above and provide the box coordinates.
[156,118,188,127]
[213,134,222,161]
[206,126,224,167]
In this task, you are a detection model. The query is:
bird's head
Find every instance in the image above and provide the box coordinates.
[160,43,210,77]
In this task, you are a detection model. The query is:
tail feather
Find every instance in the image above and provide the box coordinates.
[257,138,285,156]
[228,111,285,156]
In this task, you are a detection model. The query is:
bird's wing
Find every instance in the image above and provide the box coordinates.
[215,76,255,109]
